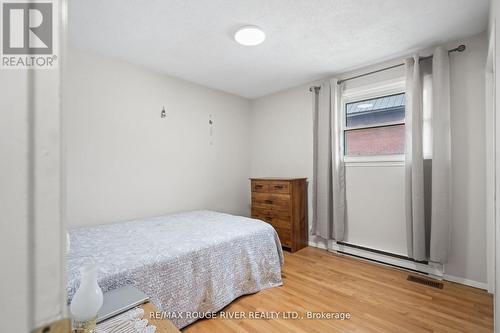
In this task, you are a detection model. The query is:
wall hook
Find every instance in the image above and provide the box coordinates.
[161,106,166,118]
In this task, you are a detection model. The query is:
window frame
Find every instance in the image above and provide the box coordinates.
[341,79,406,164]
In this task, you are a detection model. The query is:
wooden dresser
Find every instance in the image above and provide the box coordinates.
[250,178,308,252]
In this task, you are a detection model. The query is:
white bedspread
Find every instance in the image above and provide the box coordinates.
[67,210,284,328]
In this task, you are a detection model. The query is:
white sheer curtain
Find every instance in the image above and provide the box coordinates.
[405,56,427,261]
[429,47,452,263]
[311,79,346,240]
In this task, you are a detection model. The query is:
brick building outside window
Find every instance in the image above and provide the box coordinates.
[344,93,405,157]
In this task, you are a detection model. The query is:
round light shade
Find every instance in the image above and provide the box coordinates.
[234,26,266,46]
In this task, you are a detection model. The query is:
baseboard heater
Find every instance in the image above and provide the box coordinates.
[336,241,427,264]
[332,241,442,277]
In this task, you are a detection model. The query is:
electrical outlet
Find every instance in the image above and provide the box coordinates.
[32,318,71,333]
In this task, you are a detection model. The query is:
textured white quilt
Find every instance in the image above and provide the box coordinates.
[67,210,284,328]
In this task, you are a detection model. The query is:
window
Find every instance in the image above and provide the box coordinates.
[344,93,405,157]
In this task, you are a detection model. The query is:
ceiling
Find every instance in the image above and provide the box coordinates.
[69,0,490,99]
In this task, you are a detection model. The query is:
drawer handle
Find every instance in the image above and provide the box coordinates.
[274,185,284,189]
[255,185,263,189]
[264,199,273,204]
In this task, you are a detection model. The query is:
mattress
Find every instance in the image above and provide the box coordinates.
[67,210,284,328]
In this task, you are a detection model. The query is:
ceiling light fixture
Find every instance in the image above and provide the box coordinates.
[234,26,266,46]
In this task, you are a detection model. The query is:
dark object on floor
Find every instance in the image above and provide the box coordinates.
[407,275,444,289]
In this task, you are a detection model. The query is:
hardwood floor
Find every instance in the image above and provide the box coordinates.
[183,247,493,333]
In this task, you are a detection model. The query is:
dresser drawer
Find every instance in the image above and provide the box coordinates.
[251,180,269,193]
[251,193,290,212]
[268,181,290,194]
[251,208,291,230]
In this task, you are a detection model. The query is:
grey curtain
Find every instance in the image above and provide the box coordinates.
[405,56,427,261]
[429,47,452,263]
[405,48,452,264]
[311,79,346,240]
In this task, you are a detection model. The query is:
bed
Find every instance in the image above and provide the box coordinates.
[66,210,284,328]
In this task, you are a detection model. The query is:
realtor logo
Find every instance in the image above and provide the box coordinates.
[1,0,58,69]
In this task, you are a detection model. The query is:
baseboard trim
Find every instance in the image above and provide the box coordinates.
[308,240,327,250]
[442,274,488,291]
[308,240,487,291]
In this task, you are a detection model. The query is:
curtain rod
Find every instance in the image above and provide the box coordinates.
[309,44,466,91]
[335,44,466,85]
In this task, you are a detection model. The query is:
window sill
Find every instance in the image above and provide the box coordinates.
[344,155,404,167]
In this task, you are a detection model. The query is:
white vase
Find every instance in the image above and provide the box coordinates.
[70,263,103,331]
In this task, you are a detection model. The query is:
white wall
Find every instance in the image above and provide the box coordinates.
[250,84,315,227]
[0,46,65,333]
[65,48,252,227]
[0,67,31,333]
[445,34,487,284]
[250,33,488,285]
[486,26,496,295]
[345,165,407,256]
[488,0,500,329]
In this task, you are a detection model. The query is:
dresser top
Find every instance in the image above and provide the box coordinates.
[249,177,307,181]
